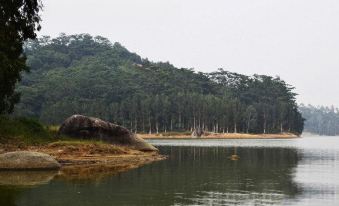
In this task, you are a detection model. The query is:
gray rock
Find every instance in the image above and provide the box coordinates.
[58,115,158,152]
[0,151,61,170]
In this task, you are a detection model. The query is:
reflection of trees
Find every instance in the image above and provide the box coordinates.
[150,146,302,205]
[8,146,302,206]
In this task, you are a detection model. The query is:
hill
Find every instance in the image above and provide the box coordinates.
[14,34,304,134]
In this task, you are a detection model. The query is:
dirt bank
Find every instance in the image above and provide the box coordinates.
[139,132,299,139]
[0,141,166,180]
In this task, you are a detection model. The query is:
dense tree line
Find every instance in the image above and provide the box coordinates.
[299,104,339,136]
[14,34,304,134]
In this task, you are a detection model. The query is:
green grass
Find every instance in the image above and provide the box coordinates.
[0,116,54,145]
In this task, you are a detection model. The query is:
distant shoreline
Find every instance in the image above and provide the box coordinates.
[139,132,300,139]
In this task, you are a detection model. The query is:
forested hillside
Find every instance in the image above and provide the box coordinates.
[300,104,339,136]
[14,34,304,134]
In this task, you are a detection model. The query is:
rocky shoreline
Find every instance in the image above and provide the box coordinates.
[0,115,165,182]
[0,141,166,181]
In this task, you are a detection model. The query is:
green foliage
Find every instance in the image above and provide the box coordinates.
[14,34,304,135]
[300,104,339,136]
[0,0,42,114]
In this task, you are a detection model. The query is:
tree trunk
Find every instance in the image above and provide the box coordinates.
[135,117,137,134]
[170,118,173,131]
[263,113,267,134]
[247,120,250,133]
[179,114,182,129]
[193,116,196,129]
[148,116,152,134]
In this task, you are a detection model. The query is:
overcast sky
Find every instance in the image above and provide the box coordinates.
[39,0,339,107]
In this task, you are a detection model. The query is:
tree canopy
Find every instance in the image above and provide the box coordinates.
[0,0,42,114]
[15,34,304,134]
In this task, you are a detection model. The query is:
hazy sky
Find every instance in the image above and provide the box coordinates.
[39,0,339,107]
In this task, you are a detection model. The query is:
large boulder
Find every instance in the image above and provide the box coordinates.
[0,151,61,170]
[58,115,158,152]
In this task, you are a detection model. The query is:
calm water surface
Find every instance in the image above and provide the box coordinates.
[1,136,339,206]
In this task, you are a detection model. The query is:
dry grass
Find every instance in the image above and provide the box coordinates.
[46,125,60,133]
[46,140,131,155]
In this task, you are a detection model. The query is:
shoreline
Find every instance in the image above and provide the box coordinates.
[139,132,300,139]
[0,141,166,180]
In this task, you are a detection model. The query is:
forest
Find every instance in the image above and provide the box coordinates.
[300,104,339,136]
[13,34,304,134]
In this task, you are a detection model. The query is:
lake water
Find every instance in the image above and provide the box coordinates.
[1,136,339,206]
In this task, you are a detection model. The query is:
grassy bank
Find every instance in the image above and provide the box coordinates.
[0,116,54,145]
[0,116,165,179]
[139,132,299,139]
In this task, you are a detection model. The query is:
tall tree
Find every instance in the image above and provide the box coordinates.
[0,0,42,114]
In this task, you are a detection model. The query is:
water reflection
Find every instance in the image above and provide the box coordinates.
[1,145,304,206]
[287,147,339,206]
[2,137,339,206]
[155,146,301,205]
[0,171,58,206]
[0,171,58,186]
[229,146,240,160]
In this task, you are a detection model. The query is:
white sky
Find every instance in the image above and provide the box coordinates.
[39,0,339,107]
